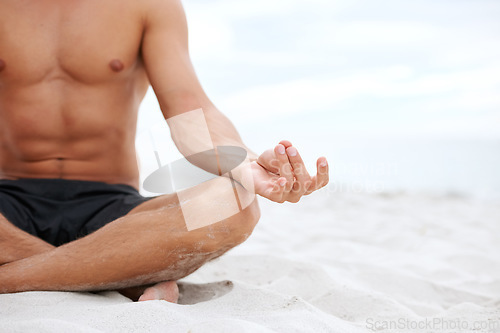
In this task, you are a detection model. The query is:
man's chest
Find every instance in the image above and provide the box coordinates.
[0,0,145,85]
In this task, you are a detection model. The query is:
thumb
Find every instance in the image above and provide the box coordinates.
[256,148,279,174]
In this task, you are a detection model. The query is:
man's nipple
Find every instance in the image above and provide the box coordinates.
[0,59,6,72]
[109,59,124,72]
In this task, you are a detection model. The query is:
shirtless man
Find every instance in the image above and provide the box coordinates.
[0,0,329,302]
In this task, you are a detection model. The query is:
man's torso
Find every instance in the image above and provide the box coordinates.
[0,0,151,188]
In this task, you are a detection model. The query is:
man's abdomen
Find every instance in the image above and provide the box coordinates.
[0,80,147,189]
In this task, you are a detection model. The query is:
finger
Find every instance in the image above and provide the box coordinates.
[305,157,329,195]
[274,144,294,192]
[254,172,286,202]
[279,140,293,149]
[267,177,287,203]
[256,148,279,173]
[285,182,305,203]
[316,157,329,188]
[286,147,311,196]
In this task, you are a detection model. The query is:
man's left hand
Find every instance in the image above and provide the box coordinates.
[251,140,329,203]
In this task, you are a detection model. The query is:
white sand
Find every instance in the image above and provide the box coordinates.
[1,191,499,332]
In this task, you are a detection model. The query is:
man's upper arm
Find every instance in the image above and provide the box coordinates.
[141,0,208,118]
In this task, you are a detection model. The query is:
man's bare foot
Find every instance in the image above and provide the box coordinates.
[137,281,179,303]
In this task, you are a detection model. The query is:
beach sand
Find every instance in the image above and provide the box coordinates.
[1,190,499,332]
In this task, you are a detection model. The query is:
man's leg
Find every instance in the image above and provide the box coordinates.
[0,214,54,265]
[0,207,179,302]
[0,178,260,294]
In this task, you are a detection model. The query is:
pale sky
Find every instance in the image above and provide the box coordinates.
[139,0,500,143]
[137,0,500,195]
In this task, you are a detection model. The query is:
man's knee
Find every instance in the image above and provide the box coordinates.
[190,197,260,254]
[224,197,260,245]
[137,178,260,253]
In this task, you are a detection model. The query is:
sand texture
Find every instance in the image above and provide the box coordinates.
[1,191,499,332]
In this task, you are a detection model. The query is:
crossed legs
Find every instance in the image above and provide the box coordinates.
[0,215,54,265]
[0,214,182,302]
[0,178,260,300]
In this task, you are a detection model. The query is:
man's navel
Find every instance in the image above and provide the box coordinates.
[0,59,6,72]
[109,59,124,72]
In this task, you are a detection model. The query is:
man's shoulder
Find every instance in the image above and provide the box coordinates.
[140,0,186,23]
[138,0,187,35]
[140,0,184,16]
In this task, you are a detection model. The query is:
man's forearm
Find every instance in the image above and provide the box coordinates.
[203,106,258,161]
[162,103,258,211]
[164,100,258,162]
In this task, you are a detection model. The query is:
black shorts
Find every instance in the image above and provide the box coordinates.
[0,178,153,246]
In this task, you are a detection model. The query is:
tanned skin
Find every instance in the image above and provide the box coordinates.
[0,0,329,301]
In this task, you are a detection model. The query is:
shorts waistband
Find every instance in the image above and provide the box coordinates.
[0,178,140,201]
